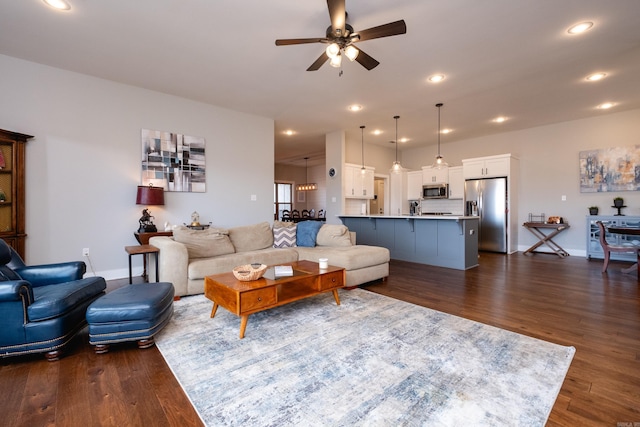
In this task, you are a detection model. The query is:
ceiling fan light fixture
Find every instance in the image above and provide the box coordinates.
[344,45,359,61]
[329,53,342,68]
[326,43,340,59]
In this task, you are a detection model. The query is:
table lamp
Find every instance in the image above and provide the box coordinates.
[136,184,165,233]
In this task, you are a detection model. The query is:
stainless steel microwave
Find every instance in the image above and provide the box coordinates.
[423,184,448,199]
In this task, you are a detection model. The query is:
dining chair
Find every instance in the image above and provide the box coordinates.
[318,209,325,219]
[302,209,310,218]
[291,209,300,218]
[596,221,638,273]
[281,210,291,221]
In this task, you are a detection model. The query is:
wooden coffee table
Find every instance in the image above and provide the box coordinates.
[204,260,345,338]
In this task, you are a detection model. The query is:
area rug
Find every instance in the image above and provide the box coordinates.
[155,289,575,426]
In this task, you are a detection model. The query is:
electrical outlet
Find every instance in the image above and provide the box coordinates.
[82,248,90,257]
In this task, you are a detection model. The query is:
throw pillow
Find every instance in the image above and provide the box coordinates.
[172,226,235,259]
[315,224,352,247]
[228,222,274,252]
[273,223,297,248]
[296,220,323,247]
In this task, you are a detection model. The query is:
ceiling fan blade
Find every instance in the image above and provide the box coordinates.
[307,52,329,71]
[276,38,326,46]
[354,20,407,42]
[354,48,380,70]
[327,0,346,36]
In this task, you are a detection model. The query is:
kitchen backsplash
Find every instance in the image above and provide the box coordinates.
[421,199,465,215]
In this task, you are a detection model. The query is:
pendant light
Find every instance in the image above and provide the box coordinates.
[432,103,449,169]
[360,125,366,174]
[391,115,402,173]
[296,157,317,191]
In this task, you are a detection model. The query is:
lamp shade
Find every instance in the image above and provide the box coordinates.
[136,185,165,205]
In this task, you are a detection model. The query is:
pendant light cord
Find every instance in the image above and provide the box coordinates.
[360,125,365,168]
[394,115,399,161]
[436,103,443,156]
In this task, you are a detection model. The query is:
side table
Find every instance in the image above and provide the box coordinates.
[133,231,172,278]
[125,244,160,284]
[522,222,571,258]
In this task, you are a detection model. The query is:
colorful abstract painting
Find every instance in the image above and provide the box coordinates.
[141,129,206,192]
[579,146,640,193]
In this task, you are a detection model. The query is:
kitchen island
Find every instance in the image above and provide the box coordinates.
[340,215,479,270]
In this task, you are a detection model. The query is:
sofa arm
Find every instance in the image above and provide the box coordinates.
[149,236,189,297]
[14,262,87,287]
[0,280,34,303]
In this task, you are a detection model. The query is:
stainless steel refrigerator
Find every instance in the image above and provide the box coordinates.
[465,177,507,253]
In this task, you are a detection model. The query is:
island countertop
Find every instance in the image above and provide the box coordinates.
[339,215,479,270]
[339,214,477,220]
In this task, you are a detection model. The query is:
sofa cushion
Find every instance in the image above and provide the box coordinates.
[28,277,107,322]
[172,226,235,259]
[295,245,390,271]
[229,222,273,252]
[296,221,323,247]
[188,248,299,280]
[273,221,297,248]
[316,224,352,247]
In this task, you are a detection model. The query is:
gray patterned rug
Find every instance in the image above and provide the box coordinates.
[155,289,574,426]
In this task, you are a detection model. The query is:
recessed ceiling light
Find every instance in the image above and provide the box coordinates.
[428,74,445,83]
[283,130,295,136]
[493,116,508,123]
[440,129,453,134]
[586,72,607,82]
[43,0,71,10]
[567,22,593,35]
[348,104,363,112]
[597,102,615,110]
[372,129,383,135]
[399,138,409,143]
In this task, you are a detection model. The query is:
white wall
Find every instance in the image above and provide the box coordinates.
[0,54,274,279]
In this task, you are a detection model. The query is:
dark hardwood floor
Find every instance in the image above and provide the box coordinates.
[1,252,639,426]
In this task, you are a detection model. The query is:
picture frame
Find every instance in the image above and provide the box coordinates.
[297,191,305,203]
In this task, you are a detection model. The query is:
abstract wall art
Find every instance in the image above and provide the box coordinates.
[141,128,206,192]
[579,145,640,193]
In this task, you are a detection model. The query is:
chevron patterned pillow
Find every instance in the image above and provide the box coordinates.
[273,224,297,248]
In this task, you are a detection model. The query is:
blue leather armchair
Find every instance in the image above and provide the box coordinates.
[0,240,106,360]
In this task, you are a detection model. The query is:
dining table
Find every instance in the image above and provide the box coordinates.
[606,225,640,278]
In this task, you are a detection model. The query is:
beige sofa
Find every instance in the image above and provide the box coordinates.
[149,221,390,297]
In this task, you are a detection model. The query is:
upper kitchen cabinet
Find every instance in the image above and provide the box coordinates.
[462,154,514,179]
[406,170,423,201]
[344,163,374,199]
[422,165,448,184]
[447,166,464,199]
[0,129,33,259]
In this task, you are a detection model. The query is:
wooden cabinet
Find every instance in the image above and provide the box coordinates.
[462,155,511,179]
[447,166,464,199]
[344,163,374,199]
[0,129,32,259]
[407,171,423,201]
[422,165,449,184]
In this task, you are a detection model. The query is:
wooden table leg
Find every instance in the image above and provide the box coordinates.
[239,315,249,339]
[332,289,341,305]
[210,302,218,318]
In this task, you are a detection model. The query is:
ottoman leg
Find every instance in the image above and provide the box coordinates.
[137,337,155,349]
[94,344,110,354]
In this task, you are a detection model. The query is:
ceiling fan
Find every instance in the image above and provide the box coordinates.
[275,0,407,71]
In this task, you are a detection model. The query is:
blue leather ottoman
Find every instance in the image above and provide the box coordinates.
[86,282,174,353]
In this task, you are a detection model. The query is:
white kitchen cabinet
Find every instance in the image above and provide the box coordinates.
[344,163,374,199]
[447,166,464,199]
[422,165,449,184]
[462,154,511,179]
[390,169,408,215]
[407,170,423,201]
